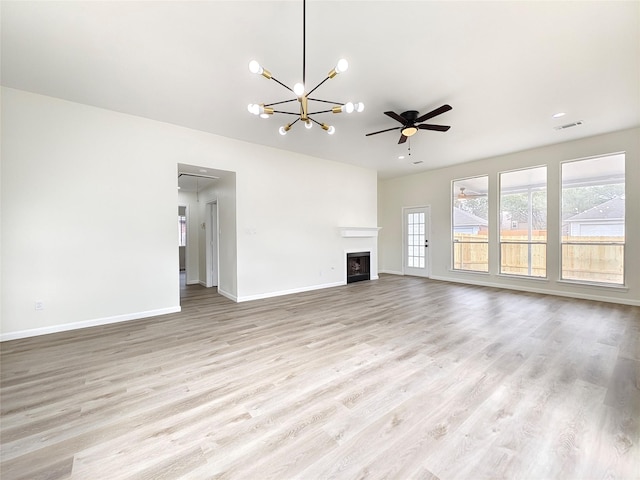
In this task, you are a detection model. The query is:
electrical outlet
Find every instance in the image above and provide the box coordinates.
[35,301,44,311]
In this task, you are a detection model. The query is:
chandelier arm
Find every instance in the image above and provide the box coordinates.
[306,76,331,97]
[308,98,344,105]
[270,76,295,93]
[272,110,302,115]
[308,117,323,126]
[265,99,298,107]
[308,109,333,115]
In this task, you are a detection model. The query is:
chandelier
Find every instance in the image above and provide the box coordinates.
[247,0,364,136]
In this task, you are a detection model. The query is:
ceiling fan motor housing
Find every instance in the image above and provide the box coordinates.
[401,110,420,123]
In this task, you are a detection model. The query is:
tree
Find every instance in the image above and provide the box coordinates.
[562,184,624,219]
[501,190,547,230]
[455,197,488,220]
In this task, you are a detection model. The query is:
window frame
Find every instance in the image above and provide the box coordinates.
[559,152,625,287]
[451,175,489,273]
[498,165,548,279]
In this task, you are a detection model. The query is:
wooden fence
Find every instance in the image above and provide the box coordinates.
[453,233,624,283]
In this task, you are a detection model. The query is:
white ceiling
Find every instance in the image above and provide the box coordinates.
[2,1,638,179]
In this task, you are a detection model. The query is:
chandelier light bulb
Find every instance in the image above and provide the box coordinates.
[248,60,262,75]
[247,103,259,115]
[335,58,348,74]
[327,125,335,135]
[260,113,270,119]
[293,83,305,97]
[355,102,365,113]
[305,120,313,129]
[279,126,288,135]
[343,102,354,114]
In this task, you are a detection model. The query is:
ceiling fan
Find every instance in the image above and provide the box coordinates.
[457,187,486,199]
[365,104,452,144]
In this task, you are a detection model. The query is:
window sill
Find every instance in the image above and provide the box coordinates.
[557,279,628,291]
[497,274,548,282]
[449,269,490,275]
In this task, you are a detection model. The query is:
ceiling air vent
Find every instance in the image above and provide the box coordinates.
[555,120,583,131]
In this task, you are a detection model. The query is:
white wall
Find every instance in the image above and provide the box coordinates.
[378,127,640,305]
[1,88,378,339]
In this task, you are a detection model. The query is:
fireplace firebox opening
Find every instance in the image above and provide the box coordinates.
[347,251,371,284]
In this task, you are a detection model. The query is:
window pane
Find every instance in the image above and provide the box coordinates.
[178,215,187,247]
[561,154,625,285]
[453,177,488,242]
[499,166,547,277]
[561,244,624,284]
[452,176,489,272]
[500,243,546,277]
[453,242,488,272]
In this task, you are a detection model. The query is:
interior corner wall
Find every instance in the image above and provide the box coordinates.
[1,87,377,339]
[378,127,640,306]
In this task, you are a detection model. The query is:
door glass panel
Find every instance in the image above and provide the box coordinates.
[407,213,425,269]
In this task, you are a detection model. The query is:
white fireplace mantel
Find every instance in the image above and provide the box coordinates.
[339,227,382,238]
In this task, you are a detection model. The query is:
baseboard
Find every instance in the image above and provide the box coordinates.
[0,306,182,342]
[379,269,404,275]
[186,280,200,285]
[429,275,640,306]
[217,288,238,302]
[237,281,344,303]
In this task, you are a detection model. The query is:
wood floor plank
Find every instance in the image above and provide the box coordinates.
[1,274,639,479]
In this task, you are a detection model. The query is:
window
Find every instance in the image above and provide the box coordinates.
[452,176,489,272]
[499,166,547,277]
[178,214,187,247]
[561,153,625,285]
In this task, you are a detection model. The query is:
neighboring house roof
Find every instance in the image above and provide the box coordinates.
[454,207,488,226]
[565,196,625,222]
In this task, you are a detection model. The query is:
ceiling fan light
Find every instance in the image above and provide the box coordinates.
[402,126,418,137]
[293,83,305,97]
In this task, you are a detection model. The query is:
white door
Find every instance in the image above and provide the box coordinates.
[403,206,430,277]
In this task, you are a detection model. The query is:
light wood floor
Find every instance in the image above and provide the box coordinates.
[1,275,639,479]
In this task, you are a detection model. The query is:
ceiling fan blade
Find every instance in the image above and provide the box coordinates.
[398,134,408,144]
[365,126,402,136]
[418,124,451,132]
[415,104,452,123]
[384,111,408,125]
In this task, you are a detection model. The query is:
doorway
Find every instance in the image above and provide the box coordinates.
[205,201,219,288]
[403,206,431,277]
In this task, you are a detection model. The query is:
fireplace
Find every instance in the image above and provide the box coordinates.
[346,251,370,284]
